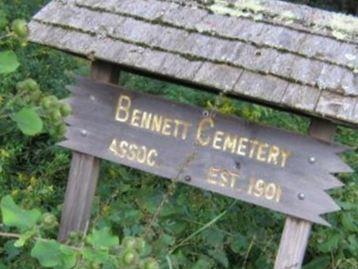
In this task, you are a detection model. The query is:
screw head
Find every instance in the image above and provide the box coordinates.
[203,110,210,117]
[184,175,191,182]
[235,161,241,169]
[81,130,88,137]
[309,157,316,164]
[298,193,305,200]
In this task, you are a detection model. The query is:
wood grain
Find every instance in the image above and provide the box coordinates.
[274,119,337,269]
[58,153,100,241]
[58,61,120,242]
[59,77,349,225]
[28,0,358,126]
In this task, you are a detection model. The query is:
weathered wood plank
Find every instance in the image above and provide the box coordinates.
[28,19,358,126]
[234,71,288,102]
[59,77,350,225]
[162,2,207,29]
[158,54,203,81]
[274,119,338,269]
[317,65,346,91]
[194,62,243,92]
[316,92,357,124]
[58,61,120,242]
[58,153,100,241]
[290,58,324,87]
[28,21,200,82]
[281,84,320,112]
[274,218,312,269]
[68,76,350,175]
[75,0,358,65]
[257,25,307,52]
[208,0,358,44]
[31,1,356,98]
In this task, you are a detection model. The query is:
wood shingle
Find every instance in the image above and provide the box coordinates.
[29,0,358,126]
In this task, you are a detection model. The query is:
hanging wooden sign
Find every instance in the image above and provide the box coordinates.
[60,77,350,225]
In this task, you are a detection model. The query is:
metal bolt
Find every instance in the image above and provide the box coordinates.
[184,175,191,182]
[81,130,88,137]
[298,193,305,200]
[235,161,241,169]
[203,110,210,117]
[309,157,316,164]
[90,95,96,101]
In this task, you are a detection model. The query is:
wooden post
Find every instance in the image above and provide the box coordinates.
[58,61,120,242]
[274,119,337,269]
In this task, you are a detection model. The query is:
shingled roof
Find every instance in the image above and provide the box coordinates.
[29,0,358,126]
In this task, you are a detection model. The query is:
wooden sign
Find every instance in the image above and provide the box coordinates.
[60,77,350,225]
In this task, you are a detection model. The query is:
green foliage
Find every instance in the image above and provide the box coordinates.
[0,195,159,269]
[286,0,357,15]
[0,9,7,29]
[1,195,41,232]
[12,107,43,135]
[87,228,119,249]
[303,256,330,269]
[11,19,28,39]
[0,31,70,139]
[31,240,76,269]
[0,50,19,74]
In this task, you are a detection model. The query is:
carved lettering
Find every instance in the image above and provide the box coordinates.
[115,95,293,168]
[109,138,158,167]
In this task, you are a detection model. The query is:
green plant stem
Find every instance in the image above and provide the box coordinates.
[0,33,14,41]
[143,152,197,238]
[242,235,256,269]
[0,91,28,114]
[0,231,20,239]
[0,113,10,120]
[0,230,81,252]
[0,125,15,136]
[181,217,235,236]
[169,200,237,255]
[166,255,173,269]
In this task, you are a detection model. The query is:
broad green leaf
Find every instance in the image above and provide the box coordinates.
[0,10,8,30]
[158,234,174,247]
[230,234,248,253]
[0,195,41,232]
[254,256,270,268]
[0,50,20,74]
[342,213,358,232]
[57,245,77,269]
[87,227,119,249]
[208,249,229,268]
[31,240,76,269]
[12,107,43,136]
[31,240,62,267]
[102,260,118,269]
[160,203,181,217]
[14,228,36,247]
[83,247,108,263]
[303,256,330,269]
[4,240,21,261]
[163,220,187,235]
[0,263,6,269]
[202,229,224,247]
[318,233,340,253]
[192,256,213,269]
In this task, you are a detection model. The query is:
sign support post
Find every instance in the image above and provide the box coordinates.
[58,61,120,242]
[274,119,337,269]
[58,75,349,269]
